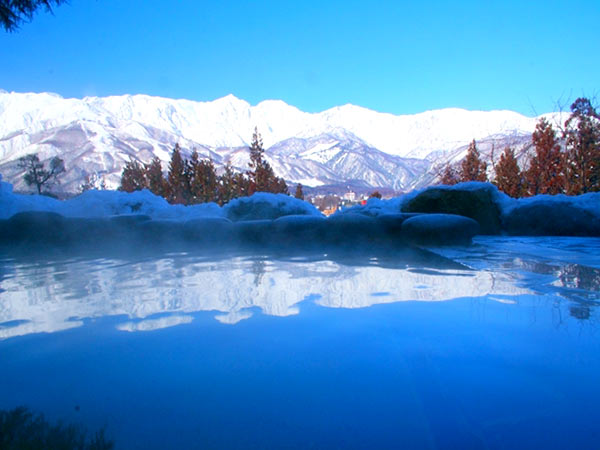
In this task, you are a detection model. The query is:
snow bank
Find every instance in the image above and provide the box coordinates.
[1,174,599,253]
[223,193,323,221]
[503,194,600,236]
[0,186,224,221]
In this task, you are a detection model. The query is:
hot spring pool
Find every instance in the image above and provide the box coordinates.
[0,237,599,449]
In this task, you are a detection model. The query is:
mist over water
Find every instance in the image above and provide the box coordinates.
[0,237,599,448]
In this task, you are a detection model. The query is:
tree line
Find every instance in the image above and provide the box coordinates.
[439,97,600,197]
[119,128,300,205]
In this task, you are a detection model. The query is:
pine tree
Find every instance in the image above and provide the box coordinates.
[294,183,304,200]
[369,190,382,199]
[563,97,600,194]
[18,154,65,194]
[234,171,251,198]
[217,163,237,206]
[459,140,488,182]
[119,160,147,192]
[1,0,66,31]
[144,157,167,197]
[494,147,525,198]
[526,118,565,195]
[247,127,288,194]
[167,144,189,204]
[189,151,218,203]
[439,163,460,185]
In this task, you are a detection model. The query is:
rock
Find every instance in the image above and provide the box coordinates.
[324,214,383,246]
[183,218,234,245]
[224,193,322,221]
[403,183,502,234]
[401,214,480,246]
[375,213,422,238]
[233,220,274,246]
[504,203,600,236]
[272,215,328,248]
[3,211,67,244]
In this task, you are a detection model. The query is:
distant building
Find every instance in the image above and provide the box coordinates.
[343,191,356,201]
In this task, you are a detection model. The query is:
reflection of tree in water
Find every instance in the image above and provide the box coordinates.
[560,264,600,292]
[512,259,600,292]
[251,259,266,287]
[570,304,591,321]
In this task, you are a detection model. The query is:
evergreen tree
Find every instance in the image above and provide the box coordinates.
[167,144,189,204]
[494,147,525,198]
[119,160,147,192]
[248,127,267,194]
[233,171,251,198]
[189,151,218,203]
[459,140,488,182]
[563,97,600,194]
[439,163,460,185]
[1,0,66,31]
[369,190,382,199]
[18,154,65,194]
[526,118,565,195]
[247,127,288,194]
[144,157,167,197]
[217,163,237,206]
[294,183,304,200]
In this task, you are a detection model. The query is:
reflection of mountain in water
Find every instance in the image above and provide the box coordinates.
[0,254,531,339]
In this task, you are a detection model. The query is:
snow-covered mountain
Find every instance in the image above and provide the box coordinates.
[0,90,558,194]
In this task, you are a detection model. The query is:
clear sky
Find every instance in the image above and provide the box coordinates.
[0,0,598,116]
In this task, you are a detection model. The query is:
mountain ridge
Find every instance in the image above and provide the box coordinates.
[0,90,560,194]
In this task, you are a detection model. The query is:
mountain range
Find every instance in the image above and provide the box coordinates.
[0,90,562,195]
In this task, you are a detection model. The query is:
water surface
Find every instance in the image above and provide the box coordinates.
[1,237,599,449]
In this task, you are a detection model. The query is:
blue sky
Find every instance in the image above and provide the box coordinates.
[0,0,598,116]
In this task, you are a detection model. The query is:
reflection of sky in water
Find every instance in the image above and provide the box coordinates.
[0,237,599,449]
[0,237,599,338]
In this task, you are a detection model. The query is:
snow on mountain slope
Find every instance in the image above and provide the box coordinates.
[0,90,554,193]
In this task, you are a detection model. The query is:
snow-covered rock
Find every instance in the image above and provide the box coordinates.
[503,194,600,236]
[401,214,480,246]
[224,192,322,221]
[402,182,505,235]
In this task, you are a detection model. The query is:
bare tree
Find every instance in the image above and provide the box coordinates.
[18,154,65,194]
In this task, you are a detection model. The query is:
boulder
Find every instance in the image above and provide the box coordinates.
[401,214,480,246]
[504,203,600,236]
[403,184,502,234]
[233,220,274,246]
[183,217,234,246]
[224,193,322,221]
[375,213,422,238]
[2,211,68,244]
[272,215,328,248]
[324,214,383,246]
